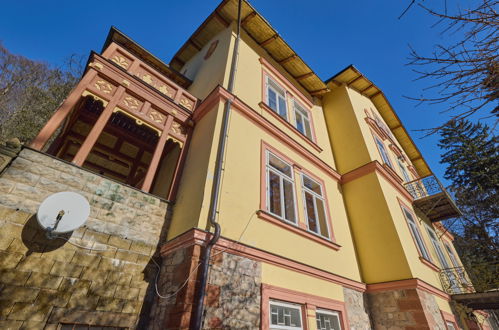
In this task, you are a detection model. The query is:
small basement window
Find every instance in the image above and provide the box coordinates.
[269,300,303,330]
[59,324,127,330]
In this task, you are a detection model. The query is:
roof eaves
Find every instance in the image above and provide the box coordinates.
[326,66,432,177]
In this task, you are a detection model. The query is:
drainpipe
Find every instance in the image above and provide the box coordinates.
[192,0,242,329]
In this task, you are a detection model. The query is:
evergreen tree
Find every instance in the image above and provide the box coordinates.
[438,119,498,291]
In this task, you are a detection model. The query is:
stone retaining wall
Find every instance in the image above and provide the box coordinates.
[0,147,171,329]
[0,148,169,244]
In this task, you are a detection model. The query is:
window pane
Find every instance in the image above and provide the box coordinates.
[397,159,411,182]
[316,311,341,330]
[278,95,287,119]
[294,104,312,139]
[294,103,308,119]
[303,119,312,139]
[296,114,304,134]
[283,179,296,222]
[445,244,460,267]
[428,229,450,268]
[305,192,317,233]
[376,138,392,168]
[270,303,302,328]
[269,171,282,217]
[268,88,277,111]
[269,153,292,177]
[405,210,431,259]
[447,322,456,330]
[410,222,430,260]
[316,198,329,238]
[60,326,75,330]
[303,175,322,195]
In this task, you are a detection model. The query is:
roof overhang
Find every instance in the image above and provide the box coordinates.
[170,0,329,97]
[102,27,192,89]
[326,65,432,177]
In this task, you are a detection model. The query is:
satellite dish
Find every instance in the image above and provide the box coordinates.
[37,192,90,236]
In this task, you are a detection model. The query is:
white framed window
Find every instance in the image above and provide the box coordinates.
[269,300,303,330]
[266,77,288,120]
[425,225,451,268]
[402,207,431,260]
[316,309,342,330]
[301,174,329,239]
[397,158,411,182]
[374,136,393,168]
[444,243,460,268]
[293,101,312,139]
[266,151,297,224]
[446,242,469,285]
[446,321,457,330]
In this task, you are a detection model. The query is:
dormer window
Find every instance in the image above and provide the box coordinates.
[266,77,288,120]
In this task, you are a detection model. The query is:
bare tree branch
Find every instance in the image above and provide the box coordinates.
[404,0,499,133]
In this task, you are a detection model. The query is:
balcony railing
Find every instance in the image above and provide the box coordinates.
[440,263,499,310]
[404,175,444,200]
[404,175,461,222]
[440,266,475,295]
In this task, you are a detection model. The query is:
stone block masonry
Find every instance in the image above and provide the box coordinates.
[343,287,372,329]
[0,147,172,329]
[148,245,261,330]
[367,287,446,329]
[148,245,201,330]
[203,251,261,329]
[0,148,169,244]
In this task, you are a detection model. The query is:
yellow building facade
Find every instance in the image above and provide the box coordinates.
[0,0,495,329]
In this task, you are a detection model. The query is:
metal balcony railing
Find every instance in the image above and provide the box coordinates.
[403,175,461,222]
[440,266,474,295]
[404,175,444,200]
[440,263,499,295]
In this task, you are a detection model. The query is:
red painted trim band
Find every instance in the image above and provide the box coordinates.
[160,228,365,292]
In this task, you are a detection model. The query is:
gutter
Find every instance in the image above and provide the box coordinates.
[191,0,242,328]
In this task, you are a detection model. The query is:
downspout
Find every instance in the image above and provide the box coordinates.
[192,1,242,329]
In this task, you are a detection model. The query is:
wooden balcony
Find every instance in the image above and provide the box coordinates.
[30,29,196,201]
[404,175,461,222]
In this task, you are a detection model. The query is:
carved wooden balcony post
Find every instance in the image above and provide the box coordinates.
[30,70,98,151]
[141,116,175,192]
[167,129,191,201]
[72,86,126,166]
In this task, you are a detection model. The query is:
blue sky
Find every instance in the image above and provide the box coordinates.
[0,0,472,184]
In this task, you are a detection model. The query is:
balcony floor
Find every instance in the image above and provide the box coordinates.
[452,291,499,310]
[413,192,461,222]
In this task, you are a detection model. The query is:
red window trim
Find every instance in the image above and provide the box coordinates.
[260,141,340,250]
[193,86,341,182]
[259,102,322,152]
[440,310,460,330]
[257,211,341,251]
[370,128,394,168]
[259,57,313,108]
[261,284,350,330]
[398,198,438,271]
[260,70,320,151]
